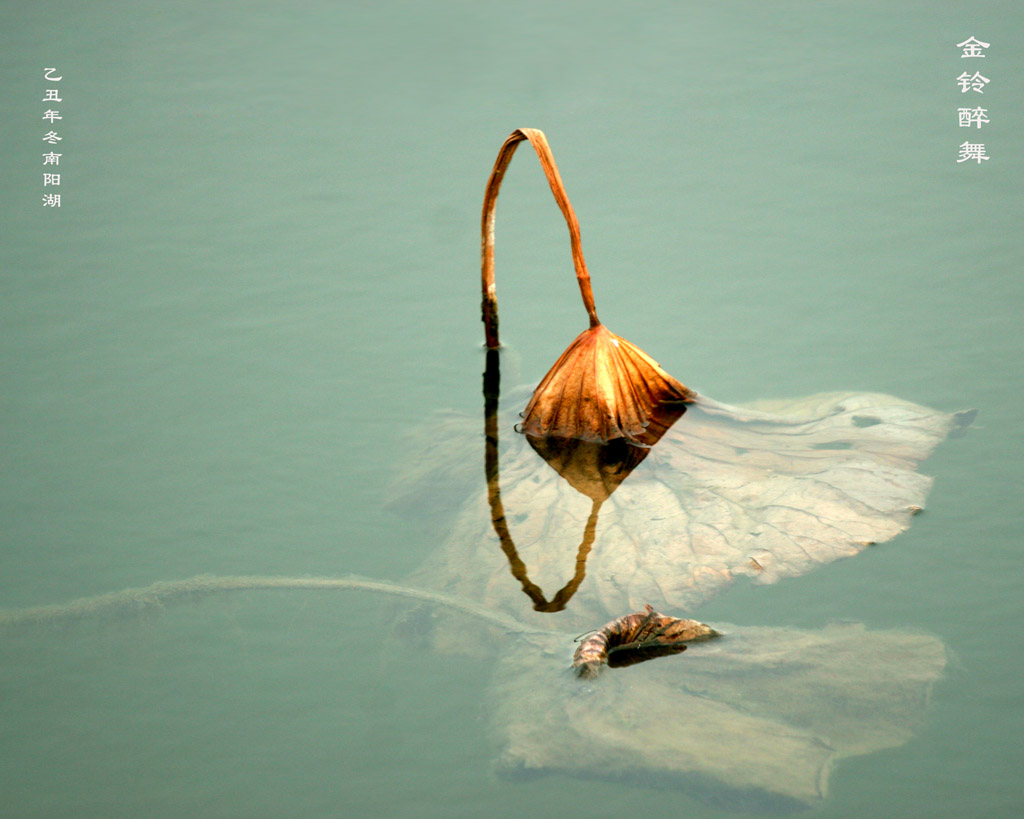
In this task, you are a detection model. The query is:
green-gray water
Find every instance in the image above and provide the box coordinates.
[3,2,1022,816]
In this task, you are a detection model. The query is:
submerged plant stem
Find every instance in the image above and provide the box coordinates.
[0,574,547,636]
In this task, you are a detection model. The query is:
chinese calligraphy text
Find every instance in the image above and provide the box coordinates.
[954,39,990,163]
[42,68,64,207]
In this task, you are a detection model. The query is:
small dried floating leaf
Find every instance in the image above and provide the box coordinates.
[520,324,694,445]
[572,604,717,678]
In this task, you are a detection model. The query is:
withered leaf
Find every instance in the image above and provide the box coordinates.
[572,604,717,678]
[518,323,694,444]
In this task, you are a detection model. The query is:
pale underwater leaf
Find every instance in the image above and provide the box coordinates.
[490,622,947,811]
[401,389,971,633]
[389,378,964,807]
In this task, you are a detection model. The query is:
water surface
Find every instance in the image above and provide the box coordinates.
[3,2,1023,816]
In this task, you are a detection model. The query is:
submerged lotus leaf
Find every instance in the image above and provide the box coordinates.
[401,389,970,632]
[389,375,966,805]
[490,622,947,810]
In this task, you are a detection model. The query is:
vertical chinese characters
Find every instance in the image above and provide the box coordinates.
[955,38,990,163]
[42,67,64,207]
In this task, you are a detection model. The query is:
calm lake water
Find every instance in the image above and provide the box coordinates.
[3,2,1023,817]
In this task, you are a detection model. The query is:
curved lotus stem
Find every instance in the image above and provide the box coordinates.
[479,128,695,443]
[481,128,598,349]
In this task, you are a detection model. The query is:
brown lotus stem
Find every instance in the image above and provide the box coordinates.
[481,128,599,349]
